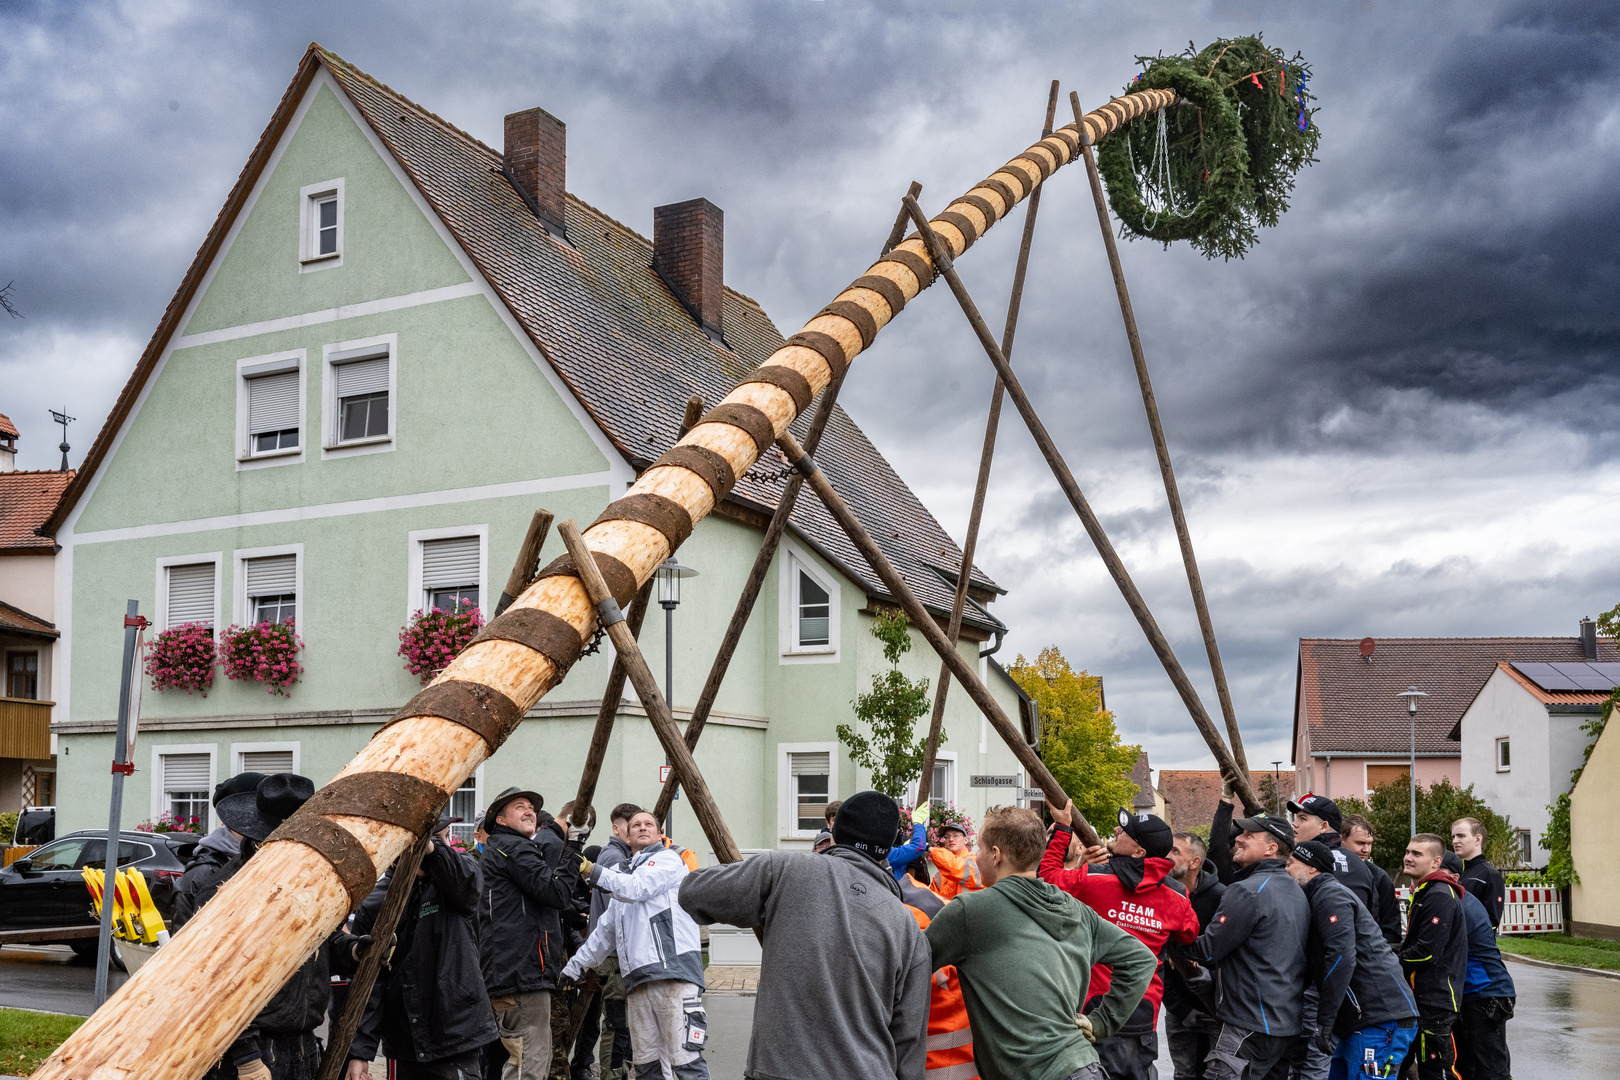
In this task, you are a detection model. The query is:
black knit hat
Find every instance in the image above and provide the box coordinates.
[833,790,899,863]
[1117,808,1174,859]
[1291,839,1336,874]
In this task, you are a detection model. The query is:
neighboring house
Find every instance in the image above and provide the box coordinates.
[43,46,1032,852]
[1158,769,1293,833]
[1128,751,1167,820]
[1570,698,1620,940]
[1456,628,1617,865]
[0,413,70,813]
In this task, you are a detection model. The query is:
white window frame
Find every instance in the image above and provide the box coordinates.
[778,542,839,665]
[154,553,222,637]
[446,763,485,845]
[1495,737,1511,773]
[407,525,489,622]
[149,743,218,822]
[233,544,304,629]
[230,741,301,776]
[778,742,839,841]
[235,349,306,470]
[322,334,397,458]
[905,751,958,809]
[299,178,345,270]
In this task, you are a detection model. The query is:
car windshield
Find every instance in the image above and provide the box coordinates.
[78,840,153,869]
[20,838,87,871]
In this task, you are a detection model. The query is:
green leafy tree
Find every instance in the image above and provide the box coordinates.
[1256,771,1289,816]
[1006,647,1141,829]
[837,610,932,798]
[1336,777,1517,877]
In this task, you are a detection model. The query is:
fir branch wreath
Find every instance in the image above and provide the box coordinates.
[1096,35,1320,260]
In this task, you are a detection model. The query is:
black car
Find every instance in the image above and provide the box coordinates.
[0,829,200,956]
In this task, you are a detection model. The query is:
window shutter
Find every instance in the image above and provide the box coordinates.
[247,371,299,434]
[166,563,216,628]
[245,555,296,597]
[790,752,830,777]
[240,750,294,774]
[334,356,389,398]
[422,536,480,589]
[161,753,211,791]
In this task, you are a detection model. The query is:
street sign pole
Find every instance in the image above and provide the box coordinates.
[94,599,142,1009]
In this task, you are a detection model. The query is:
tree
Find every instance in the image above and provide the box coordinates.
[837,609,932,798]
[1336,777,1517,877]
[1006,647,1141,829]
[1256,771,1289,816]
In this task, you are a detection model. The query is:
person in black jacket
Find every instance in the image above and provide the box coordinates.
[344,813,496,1080]
[1451,818,1505,931]
[1399,834,1468,1080]
[1172,806,1309,1080]
[1163,833,1224,1079]
[1444,848,1515,1080]
[1342,814,1403,948]
[479,786,584,1080]
[172,771,264,925]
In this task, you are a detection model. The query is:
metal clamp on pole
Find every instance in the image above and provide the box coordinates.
[594,595,625,627]
[788,448,819,479]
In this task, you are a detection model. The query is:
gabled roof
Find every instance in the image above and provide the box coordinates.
[0,414,18,440]
[0,469,73,552]
[43,44,1001,631]
[1158,769,1296,833]
[1129,751,1156,811]
[0,598,57,640]
[1295,636,1620,757]
[1495,661,1609,708]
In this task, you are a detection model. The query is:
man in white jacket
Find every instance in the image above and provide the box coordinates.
[563,811,708,1080]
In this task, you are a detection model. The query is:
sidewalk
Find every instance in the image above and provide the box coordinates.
[704,966,760,995]
[1502,949,1620,981]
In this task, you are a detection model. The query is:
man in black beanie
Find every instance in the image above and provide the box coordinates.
[679,790,932,1080]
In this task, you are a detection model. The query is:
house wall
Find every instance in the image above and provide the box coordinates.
[1572,716,1620,938]
[2,555,56,623]
[1303,755,1459,802]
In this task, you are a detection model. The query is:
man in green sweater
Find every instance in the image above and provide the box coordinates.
[926,806,1156,1080]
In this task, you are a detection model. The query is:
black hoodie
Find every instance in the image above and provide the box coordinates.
[1400,871,1468,1015]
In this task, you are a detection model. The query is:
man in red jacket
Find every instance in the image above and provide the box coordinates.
[1041,801,1200,1080]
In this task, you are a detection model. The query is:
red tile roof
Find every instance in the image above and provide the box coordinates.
[0,598,57,640]
[1159,769,1296,833]
[0,414,18,439]
[0,469,72,552]
[1295,636,1619,757]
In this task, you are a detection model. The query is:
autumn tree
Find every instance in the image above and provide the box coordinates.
[838,609,933,798]
[1007,646,1141,829]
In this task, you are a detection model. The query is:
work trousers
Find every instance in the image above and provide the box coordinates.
[597,957,632,1080]
[1287,987,1332,1080]
[625,980,709,1080]
[204,1033,321,1080]
[1327,1021,1414,1079]
[1167,1010,1214,1080]
[1205,1023,1292,1080]
[490,990,553,1080]
[1096,1031,1159,1080]
[570,987,603,1080]
[387,1048,484,1080]
[1455,997,1513,1080]
[1399,1011,1457,1080]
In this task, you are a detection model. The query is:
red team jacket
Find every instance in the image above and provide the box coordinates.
[1038,826,1200,1030]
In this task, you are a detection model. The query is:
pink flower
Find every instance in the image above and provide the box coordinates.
[398,603,484,685]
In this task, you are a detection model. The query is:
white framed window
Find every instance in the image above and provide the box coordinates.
[156,553,222,633]
[447,765,484,845]
[234,545,302,629]
[231,741,300,776]
[1496,737,1511,772]
[778,543,839,664]
[150,744,217,832]
[408,526,489,620]
[322,335,396,457]
[299,178,344,269]
[1514,829,1533,866]
[778,742,838,840]
[235,351,305,468]
[904,751,957,810]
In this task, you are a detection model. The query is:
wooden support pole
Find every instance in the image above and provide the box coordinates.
[556,520,742,865]
[880,181,925,256]
[1069,91,1249,776]
[916,81,1059,810]
[494,509,554,618]
[777,432,1100,848]
[571,580,654,825]
[899,194,1261,813]
[31,86,1174,1080]
[316,836,432,1080]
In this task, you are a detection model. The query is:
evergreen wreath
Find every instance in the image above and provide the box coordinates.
[1096,35,1320,260]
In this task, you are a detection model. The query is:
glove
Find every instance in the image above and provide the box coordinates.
[1312,1026,1335,1056]
[910,804,930,826]
[235,1059,272,1080]
[1075,1012,1096,1044]
[350,933,397,965]
[579,856,594,877]
[558,970,578,990]
[568,825,591,843]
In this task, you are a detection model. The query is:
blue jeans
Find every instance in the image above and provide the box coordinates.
[1328,1022,1416,1079]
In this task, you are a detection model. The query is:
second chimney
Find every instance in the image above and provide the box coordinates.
[504,107,566,238]
[654,198,724,343]
[1582,616,1598,661]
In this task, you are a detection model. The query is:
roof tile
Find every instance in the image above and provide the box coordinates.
[0,470,72,551]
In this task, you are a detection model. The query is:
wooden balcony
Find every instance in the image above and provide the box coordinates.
[0,698,53,760]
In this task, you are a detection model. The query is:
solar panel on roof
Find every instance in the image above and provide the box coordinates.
[1510,662,1620,693]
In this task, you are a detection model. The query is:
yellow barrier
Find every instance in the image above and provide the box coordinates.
[82,867,170,945]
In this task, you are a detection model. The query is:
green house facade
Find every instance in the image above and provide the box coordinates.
[44,47,1035,855]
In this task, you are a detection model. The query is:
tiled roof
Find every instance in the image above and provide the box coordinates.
[0,414,18,439]
[1498,662,1610,707]
[0,598,57,640]
[0,470,72,551]
[1129,751,1156,810]
[1295,636,1620,757]
[1159,769,1296,833]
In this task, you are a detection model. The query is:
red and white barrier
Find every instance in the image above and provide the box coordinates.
[1501,884,1564,935]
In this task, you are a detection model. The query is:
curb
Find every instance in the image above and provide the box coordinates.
[1501,950,1620,981]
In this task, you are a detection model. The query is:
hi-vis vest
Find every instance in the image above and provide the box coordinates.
[901,875,978,1080]
[662,837,701,872]
[928,847,984,901]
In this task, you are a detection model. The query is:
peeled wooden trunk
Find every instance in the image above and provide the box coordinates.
[31,86,1176,1080]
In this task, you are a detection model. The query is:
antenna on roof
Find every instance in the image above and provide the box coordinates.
[48,408,75,473]
[1359,637,1375,664]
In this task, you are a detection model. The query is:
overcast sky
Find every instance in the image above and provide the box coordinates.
[4,0,1617,778]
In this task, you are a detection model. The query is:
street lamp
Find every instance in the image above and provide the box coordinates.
[1398,686,1428,839]
[1271,761,1283,816]
[655,557,698,839]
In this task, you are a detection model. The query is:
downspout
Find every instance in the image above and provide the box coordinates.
[979,627,1005,659]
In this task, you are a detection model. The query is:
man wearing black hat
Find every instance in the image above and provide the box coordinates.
[677,789,932,1080]
[1285,841,1417,1080]
[1039,803,1199,1080]
[1171,807,1309,1080]
[478,786,584,1080]
[172,771,264,925]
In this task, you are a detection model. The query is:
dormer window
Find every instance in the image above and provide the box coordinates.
[780,545,839,664]
[299,179,344,269]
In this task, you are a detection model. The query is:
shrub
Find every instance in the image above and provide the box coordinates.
[1336,777,1517,877]
[0,812,16,846]
[219,619,304,696]
[144,622,216,695]
[398,601,484,686]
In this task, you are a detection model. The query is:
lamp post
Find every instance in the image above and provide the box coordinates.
[1271,761,1283,815]
[1398,686,1427,839]
[655,557,698,840]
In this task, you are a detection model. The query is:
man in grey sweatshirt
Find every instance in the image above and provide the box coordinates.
[678,790,932,1080]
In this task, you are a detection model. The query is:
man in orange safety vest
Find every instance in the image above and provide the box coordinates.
[901,873,978,1080]
[928,821,984,901]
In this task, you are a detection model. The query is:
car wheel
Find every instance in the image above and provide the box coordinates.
[67,938,127,971]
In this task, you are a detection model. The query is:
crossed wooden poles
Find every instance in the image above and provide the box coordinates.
[36,80,1254,1080]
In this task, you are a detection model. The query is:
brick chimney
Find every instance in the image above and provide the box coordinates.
[503,107,567,238]
[653,198,724,342]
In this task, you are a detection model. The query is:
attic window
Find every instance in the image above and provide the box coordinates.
[322,338,396,455]
[299,179,345,269]
[1496,737,1511,772]
[780,546,838,664]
